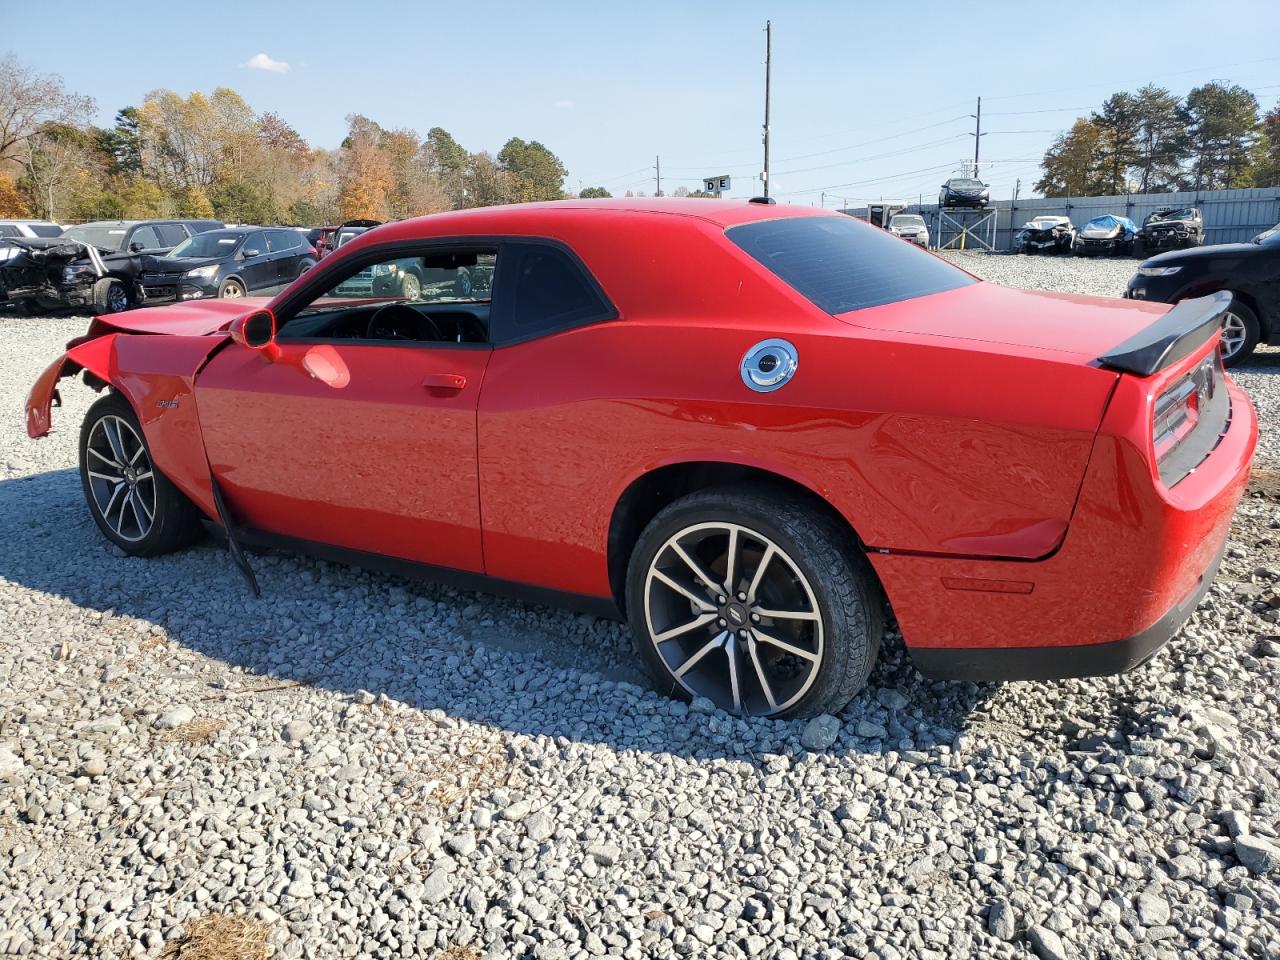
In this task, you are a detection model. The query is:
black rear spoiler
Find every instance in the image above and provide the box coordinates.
[1098,291,1230,376]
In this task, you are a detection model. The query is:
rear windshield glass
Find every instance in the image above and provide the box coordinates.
[30,224,63,238]
[62,223,130,252]
[727,215,974,314]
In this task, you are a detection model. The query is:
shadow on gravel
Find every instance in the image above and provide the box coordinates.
[0,465,1001,761]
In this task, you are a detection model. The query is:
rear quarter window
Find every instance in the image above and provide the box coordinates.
[727,215,974,314]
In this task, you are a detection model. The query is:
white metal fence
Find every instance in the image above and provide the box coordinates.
[841,186,1280,251]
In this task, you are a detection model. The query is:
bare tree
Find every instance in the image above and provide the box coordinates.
[0,55,94,167]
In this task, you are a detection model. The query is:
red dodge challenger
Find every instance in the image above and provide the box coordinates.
[26,199,1257,718]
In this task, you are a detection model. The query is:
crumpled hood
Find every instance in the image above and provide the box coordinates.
[81,297,272,338]
[838,281,1168,362]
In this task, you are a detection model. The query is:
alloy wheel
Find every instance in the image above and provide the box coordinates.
[402,274,422,300]
[85,415,156,543]
[1221,312,1247,361]
[106,283,128,313]
[642,521,824,717]
[221,282,244,299]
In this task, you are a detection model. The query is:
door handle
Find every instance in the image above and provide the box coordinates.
[422,373,467,391]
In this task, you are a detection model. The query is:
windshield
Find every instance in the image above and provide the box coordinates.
[949,179,984,189]
[890,215,925,228]
[336,229,365,247]
[728,215,974,315]
[168,230,246,258]
[1147,208,1196,223]
[1255,225,1280,247]
[62,223,130,252]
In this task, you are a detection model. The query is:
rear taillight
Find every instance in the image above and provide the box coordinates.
[1153,374,1201,461]
[1152,351,1227,486]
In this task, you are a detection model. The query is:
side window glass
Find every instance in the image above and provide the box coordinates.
[156,224,188,246]
[242,232,266,257]
[493,242,613,342]
[130,225,162,250]
[266,229,289,252]
[277,246,498,344]
[0,225,19,238]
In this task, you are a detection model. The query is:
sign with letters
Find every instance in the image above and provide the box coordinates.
[704,175,731,194]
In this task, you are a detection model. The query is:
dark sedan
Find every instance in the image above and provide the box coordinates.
[1125,225,1280,366]
[938,177,989,209]
[140,227,316,304]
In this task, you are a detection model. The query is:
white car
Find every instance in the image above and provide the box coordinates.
[888,214,929,248]
[1014,215,1075,254]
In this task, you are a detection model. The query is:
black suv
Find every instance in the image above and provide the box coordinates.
[1139,207,1204,252]
[140,227,316,304]
[1125,224,1280,366]
[0,219,222,314]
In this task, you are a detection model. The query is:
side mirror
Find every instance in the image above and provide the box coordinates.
[229,309,280,360]
[241,247,262,259]
[129,241,144,253]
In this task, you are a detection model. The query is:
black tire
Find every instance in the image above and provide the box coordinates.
[92,277,131,314]
[454,268,472,297]
[400,271,423,300]
[1220,299,1261,368]
[219,278,246,299]
[79,393,204,557]
[625,485,883,719]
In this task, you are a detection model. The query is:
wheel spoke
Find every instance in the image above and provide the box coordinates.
[134,470,153,483]
[131,489,154,524]
[751,627,820,662]
[669,542,721,597]
[726,634,742,712]
[102,419,128,466]
[724,526,739,595]
[87,469,121,483]
[129,442,146,464]
[88,446,121,469]
[651,569,715,612]
[746,636,780,712]
[745,543,775,603]
[101,481,125,522]
[653,611,717,644]
[754,607,820,622]
[673,632,725,679]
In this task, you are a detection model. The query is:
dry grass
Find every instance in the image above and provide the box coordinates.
[395,736,513,812]
[434,948,482,960]
[159,717,228,746]
[159,914,272,960]
[1249,465,1280,498]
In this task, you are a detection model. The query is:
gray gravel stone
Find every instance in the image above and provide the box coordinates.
[1235,834,1280,875]
[800,714,840,750]
[154,705,195,729]
[988,899,1015,941]
[281,719,313,742]
[1028,925,1069,960]
[0,747,24,777]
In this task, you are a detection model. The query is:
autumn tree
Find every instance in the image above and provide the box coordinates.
[0,55,94,168]
[1036,119,1106,197]
[20,122,103,219]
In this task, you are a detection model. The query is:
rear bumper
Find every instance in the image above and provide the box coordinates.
[874,375,1256,681]
[908,536,1226,680]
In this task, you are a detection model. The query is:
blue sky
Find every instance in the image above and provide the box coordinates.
[3,1,1278,205]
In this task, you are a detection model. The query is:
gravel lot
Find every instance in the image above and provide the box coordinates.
[1,254,1278,960]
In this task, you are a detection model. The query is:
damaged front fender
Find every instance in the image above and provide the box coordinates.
[25,333,120,438]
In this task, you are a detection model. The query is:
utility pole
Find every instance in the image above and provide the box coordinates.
[970,96,985,177]
[820,192,825,208]
[655,155,661,197]
[762,20,772,199]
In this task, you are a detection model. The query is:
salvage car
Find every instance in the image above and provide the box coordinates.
[26,199,1257,719]
[315,219,382,259]
[938,177,989,208]
[0,219,223,314]
[1140,207,1204,251]
[139,228,317,303]
[1125,223,1280,366]
[888,213,929,247]
[0,220,63,302]
[1073,214,1138,256]
[1014,215,1075,254]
